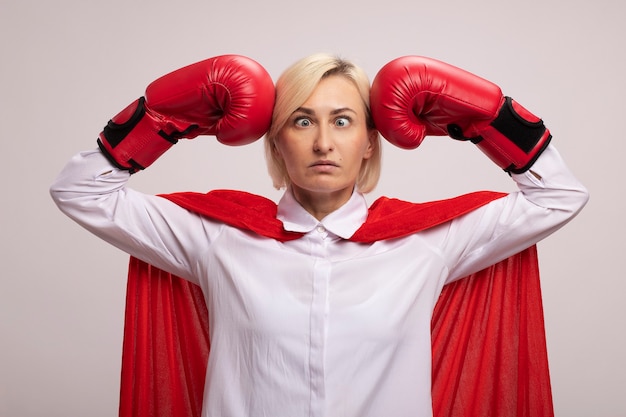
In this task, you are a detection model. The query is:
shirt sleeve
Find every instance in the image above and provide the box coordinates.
[50,149,221,285]
[432,144,589,283]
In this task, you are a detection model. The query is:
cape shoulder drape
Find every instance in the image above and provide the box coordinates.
[118,190,554,417]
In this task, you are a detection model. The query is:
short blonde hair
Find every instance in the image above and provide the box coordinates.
[264,53,381,193]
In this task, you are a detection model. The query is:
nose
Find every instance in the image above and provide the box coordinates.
[313,125,334,153]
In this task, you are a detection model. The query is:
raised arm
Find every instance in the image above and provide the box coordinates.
[369,56,589,279]
[50,55,275,281]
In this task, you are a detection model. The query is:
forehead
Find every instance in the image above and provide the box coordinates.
[300,75,363,111]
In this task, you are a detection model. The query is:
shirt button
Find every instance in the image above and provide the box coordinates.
[316,225,326,234]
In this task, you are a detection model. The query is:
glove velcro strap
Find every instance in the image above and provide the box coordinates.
[97,97,178,173]
[490,97,547,153]
[474,97,552,173]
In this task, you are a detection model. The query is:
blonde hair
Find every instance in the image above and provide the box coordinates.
[264,53,381,193]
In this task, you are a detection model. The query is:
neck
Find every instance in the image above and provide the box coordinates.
[291,186,354,221]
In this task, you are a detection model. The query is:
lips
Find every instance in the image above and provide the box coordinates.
[310,160,339,167]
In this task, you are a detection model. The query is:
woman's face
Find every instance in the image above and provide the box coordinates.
[275,75,375,209]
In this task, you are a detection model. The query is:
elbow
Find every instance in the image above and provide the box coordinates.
[552,183,590,228]
[49,181,73,217]
[49,171,89,218]
[49,179,62,205]
[49,177,64,207]
[571,183,590,217]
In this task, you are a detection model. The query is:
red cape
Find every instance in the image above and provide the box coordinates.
[119,190,554,417]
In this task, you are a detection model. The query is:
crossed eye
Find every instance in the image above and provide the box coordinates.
[334,117,350,127]
[294,116,351,128]
[294,117,312,127]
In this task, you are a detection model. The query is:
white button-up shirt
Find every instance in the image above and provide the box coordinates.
[50,145,588,417]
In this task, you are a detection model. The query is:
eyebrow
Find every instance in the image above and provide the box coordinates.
[293,106,357,116]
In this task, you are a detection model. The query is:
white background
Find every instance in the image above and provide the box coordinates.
[1,0,624,416]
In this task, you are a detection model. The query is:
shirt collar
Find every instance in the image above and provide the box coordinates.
[277,187,369,239]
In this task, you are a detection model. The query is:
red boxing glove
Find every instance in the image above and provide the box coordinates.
[98,55,275,172]
[370,56,551,173]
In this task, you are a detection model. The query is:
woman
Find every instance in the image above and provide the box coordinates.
[50,53,588,417]
[264,53,381,217]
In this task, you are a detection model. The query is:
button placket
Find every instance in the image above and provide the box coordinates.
[308,224,331,417]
